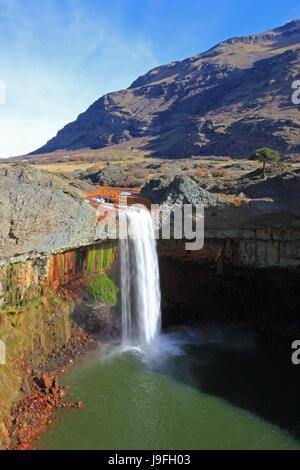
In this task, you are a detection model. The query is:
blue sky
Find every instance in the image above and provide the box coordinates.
[0,0,299,157]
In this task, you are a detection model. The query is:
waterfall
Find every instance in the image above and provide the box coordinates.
[119,206,161,347]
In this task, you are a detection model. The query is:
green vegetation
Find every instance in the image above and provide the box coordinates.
[86,241,116,275]
[250,148,281,178]
[87,273,119,305]
[0,263,45,306]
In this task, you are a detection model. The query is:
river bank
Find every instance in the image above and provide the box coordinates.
[3,329,97,450]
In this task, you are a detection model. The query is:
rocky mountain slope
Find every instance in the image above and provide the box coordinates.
[33,20,300,158]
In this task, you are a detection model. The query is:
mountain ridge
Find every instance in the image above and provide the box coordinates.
[32,20,300,158]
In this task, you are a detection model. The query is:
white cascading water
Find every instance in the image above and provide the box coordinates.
[119,206,161,347]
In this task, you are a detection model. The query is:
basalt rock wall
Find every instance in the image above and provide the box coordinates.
[159,229,300,269]
[159,238,300,339]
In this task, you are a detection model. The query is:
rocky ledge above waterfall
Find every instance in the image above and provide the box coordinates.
[142,172,300,268]
[1,164,300,268]
[141,171,300,229]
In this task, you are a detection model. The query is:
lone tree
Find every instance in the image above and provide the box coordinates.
[250,148,280,178]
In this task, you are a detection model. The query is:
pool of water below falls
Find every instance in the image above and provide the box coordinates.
[37,326,300,450]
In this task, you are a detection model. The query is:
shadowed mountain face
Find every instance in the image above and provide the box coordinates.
[33,20,300,158]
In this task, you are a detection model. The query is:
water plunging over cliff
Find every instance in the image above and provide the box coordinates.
[119,206,161,347]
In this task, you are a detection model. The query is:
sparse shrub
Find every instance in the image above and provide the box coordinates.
[211,168,228,177]
[195,167,211,177]
[195,168,206,177]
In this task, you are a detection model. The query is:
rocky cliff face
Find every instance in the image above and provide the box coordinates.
[0,166,119,448]
[147,174,300,339]
[33,20,300,158]
[143,173,300,268]
[0,166,101,265]
[159,254,300,340]
[1,165,299,270]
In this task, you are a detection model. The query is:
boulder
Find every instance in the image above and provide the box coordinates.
[0,166,99,264]
[40,373,52,389]
[142,175,227,207]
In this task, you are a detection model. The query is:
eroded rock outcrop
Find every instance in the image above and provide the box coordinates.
[0,166,99,265]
